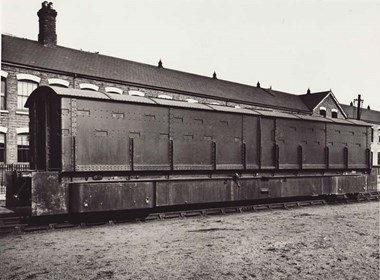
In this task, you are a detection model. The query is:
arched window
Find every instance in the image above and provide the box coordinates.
[319,107,326,117]
[17,74,40,110]
[0,132,5,163]
[17,133,29,163]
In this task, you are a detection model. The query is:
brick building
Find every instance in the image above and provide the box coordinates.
[341,104,380,167]
[0,2,348,167]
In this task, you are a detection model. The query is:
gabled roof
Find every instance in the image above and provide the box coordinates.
[298,91,330,111]
[341,104,380,125]
[299,90,347,118]
[2,34,310,112]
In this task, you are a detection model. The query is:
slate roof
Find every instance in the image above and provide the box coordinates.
[341,104,380,124]
[2,34,310,112]
[298,91,330,111]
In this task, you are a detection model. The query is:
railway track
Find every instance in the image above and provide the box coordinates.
[1,192,379,236]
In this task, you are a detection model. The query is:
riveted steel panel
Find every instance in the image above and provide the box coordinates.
[280,177,323,196]
[301,122,326,169]
[277,119,326,169]
[125,103,170,170]
[170,108,215,170]
[214,113,243,169]
[74,100,170,171]
[332,175,367,194]
[75,99,129,169]
[243,115,259,169]
[346,126,368,169]
[260,118,276,169]
[326,124,348,169]
[156,180,232,206]
[76,164,131,171]
[170,108,245,170]
[69,181,154,213]
[155,178,283,206]
[327,123,368,169]
[276,119,301,169]
[31,172,69,216]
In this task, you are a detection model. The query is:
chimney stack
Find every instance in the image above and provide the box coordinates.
[37,1,57,47]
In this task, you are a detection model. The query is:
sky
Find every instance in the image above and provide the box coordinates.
[1,0,380,111]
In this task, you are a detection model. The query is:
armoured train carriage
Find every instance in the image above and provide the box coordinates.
[5,86,377,216]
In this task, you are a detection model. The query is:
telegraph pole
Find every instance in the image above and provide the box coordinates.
[354,94,363,120]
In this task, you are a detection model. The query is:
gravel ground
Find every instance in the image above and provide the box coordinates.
[0,202,379,280]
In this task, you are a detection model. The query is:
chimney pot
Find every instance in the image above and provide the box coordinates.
[257,81,260,88]
[307,88,311,94]
[158,59,163,68]
[213,72,217,79]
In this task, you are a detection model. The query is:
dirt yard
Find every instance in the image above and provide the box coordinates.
[0,202,379,280]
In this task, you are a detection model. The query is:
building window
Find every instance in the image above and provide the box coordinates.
[17,134,29,163]
[331,109,338,118]
[0,78,6,110]
[0,133,5,163]
[319,107,326,117]
[378,152,380,166]
[17,80,38,110]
